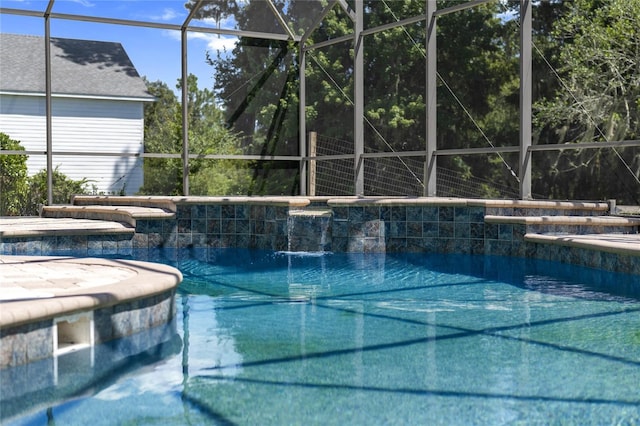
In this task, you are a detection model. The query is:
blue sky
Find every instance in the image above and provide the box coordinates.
[0,0,239,92]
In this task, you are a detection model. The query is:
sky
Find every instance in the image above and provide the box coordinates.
[0,0,241,92]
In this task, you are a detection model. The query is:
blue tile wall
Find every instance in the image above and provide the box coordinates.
[0,201,637,275]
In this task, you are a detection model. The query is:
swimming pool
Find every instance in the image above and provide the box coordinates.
[3,249,640,424]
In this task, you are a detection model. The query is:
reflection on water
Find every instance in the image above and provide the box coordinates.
[1,320,181,424]
[2,249,639,425]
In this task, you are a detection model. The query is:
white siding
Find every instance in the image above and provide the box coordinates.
[0,95,144,195]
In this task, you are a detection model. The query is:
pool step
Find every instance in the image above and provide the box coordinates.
[41,204,175,227]
[0,217,134,238]
[71,195,177,212]
[485,215,640,235]
[524,233,640,256]
[480,200,610,217]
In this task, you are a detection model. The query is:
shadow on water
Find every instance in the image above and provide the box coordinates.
[173,248,640,302]
[191,374,640,408]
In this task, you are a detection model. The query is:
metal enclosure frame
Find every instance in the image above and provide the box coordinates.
[1,0,639,204]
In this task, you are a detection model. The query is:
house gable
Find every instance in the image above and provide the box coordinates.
[0,34,153,195]
[0,33,154,101]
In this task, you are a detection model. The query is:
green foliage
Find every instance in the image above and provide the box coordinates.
[533,0,640,203]
[139,75,251,196]
[25,167,90,214]
[0,132,29,216]
[182,0,638,200]
[1,132,91,215]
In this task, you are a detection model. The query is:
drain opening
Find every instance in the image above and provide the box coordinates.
[54,312,94,356]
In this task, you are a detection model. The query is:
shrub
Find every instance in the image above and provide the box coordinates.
[0,132,91,216]
[25,167,90,215]
[0,132,29,216]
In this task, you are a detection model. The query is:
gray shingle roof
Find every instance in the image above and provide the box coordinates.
[0,33,153,100]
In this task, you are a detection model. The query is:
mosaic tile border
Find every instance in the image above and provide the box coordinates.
[1,198,637,275]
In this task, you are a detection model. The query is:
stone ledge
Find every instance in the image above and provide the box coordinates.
[0,218,134,238]
[169,196,311,208]
[327,197,468,207]
[71,195,177,212]
[74,195,311,208]
[524,233,640,257]
[41,205,174,227]
[471,199,610,210]
[0,256,182,329]
[485,215,640,226]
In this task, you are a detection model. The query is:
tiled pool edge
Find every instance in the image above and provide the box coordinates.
[1,197,638,276]
[0,257,182,369]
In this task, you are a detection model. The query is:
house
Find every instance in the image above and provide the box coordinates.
[0,33,154,195]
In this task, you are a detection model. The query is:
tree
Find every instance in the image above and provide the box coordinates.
[139,78,182,195]
[0,132,29,216]
[1,132,91,215]
[199,0,525,196]
[533,0,640,203]
[139,74,251,196]
[193,0,638,200]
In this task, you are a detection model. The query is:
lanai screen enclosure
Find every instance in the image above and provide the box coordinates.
[1,0,639,204]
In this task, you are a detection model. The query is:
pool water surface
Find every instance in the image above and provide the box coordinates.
[3,249,640,425]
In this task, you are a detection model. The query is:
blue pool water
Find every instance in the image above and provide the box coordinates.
[2,249,640,425]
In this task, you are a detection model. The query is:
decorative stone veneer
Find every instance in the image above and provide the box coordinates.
[1,197,638,275]
[131,200,298,252]
[0,292,175,369]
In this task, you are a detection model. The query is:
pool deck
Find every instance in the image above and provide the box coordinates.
[0,255,182,329]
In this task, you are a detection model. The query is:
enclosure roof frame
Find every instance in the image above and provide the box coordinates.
[2,0,638,201]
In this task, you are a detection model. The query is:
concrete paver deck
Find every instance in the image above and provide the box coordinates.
[0,257,137,301]
[0,217,133,237]
[0,256,182,329]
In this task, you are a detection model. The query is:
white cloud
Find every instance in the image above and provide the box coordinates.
[150,7,181,22]
[163,30,238,54]
[196,15,238,31]
[70,0,95,6]
[163,29,182,42]
[190,32,238,53]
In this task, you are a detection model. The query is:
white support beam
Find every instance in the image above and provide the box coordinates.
[337,0,356,21]
[180,0,205,196]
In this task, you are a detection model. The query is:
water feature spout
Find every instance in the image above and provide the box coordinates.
[287,208,333,252]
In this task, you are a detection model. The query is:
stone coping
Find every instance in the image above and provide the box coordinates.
[470,199,609,210]
[72,195,178,211]
[524,233,640,257]
[325,197,610,210]
[0,256,182,329]
[71,195,611,211]
[41,205,174,227]
[72,195,312,208]
[0,217,134,238]
[327,197,469,207]
[485,215,640,226]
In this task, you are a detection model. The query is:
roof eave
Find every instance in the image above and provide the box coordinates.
[0,90,155,102]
